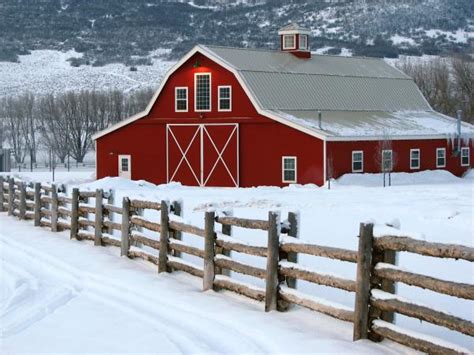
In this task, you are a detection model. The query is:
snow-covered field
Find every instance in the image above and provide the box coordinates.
[0,49,174,98]
[1,170,473,353]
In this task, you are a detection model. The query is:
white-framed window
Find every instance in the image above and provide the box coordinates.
[410,149,420,170]
[194,73,211,112]
[175,87,188,112]
[218,85,232,112]
[299,34,308,50]
[283,34,296,50]
[282,156,297,183]
[436,148,446,168]
[461,147,470,166]
[352,151,363,173]
[382,150,393,171]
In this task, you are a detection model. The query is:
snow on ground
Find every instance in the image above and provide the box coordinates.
[0,49,175,98]
[0,215,408,354]
[1,169,473,351]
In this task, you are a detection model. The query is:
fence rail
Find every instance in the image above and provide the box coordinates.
[0,175,472,355]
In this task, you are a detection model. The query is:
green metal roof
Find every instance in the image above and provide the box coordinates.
[203,45,432,112]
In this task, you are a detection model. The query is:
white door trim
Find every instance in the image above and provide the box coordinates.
[118,154,131,179]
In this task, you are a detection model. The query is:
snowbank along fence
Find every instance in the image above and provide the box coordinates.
[1,175,473,354]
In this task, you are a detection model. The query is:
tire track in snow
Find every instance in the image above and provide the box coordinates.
[0,236,274,353]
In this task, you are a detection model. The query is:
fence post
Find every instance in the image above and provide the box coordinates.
[203,210,216,291]
[33,183,41,226]
[19,182,26,220]
[121,197,131,256]
[51,184,58,232]
[171,200,183,257]
[215,209,232,277]
[265,211,281,312]
[8,177,14,216]
[286,211,299,289]
[0,176,4,212]
[70,188,79,239]
[107,189,115,235]
[353,223,374,341]
[159,200,170,273]
[94,189,103,246]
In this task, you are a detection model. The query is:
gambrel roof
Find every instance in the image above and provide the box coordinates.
[93,45,474,141]
[203,45,430,112]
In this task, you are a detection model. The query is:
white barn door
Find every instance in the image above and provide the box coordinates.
[166,124,239,187]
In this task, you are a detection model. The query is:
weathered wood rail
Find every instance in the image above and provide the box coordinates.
[353,222,474,354]
[0,175,472,354]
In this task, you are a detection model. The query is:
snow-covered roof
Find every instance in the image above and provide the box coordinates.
[270,110,474,139]
[278,23,311,35]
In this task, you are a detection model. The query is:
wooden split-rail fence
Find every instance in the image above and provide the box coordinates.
[1,175,473,354]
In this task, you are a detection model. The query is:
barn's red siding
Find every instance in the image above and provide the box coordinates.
[327,139,473,178]
[96,53,325,187]
[96,50,472,187]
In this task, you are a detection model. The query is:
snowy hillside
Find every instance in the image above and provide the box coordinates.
[0,49,173,98]
[1,170,473,352]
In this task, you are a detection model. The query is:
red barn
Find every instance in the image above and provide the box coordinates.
[93,24,474,187]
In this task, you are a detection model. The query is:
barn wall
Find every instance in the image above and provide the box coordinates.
[96,52,325,187]
[327,138,473,178]
[96,120,325,187]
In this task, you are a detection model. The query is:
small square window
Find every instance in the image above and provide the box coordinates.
[352,151,363,173]
[282,157,297,183]
[218,86,231,112]
[283,35,295,50]
[461,147,470,166]
[410,149,420,169]
[175,87,188,112]
[436,148,446,168]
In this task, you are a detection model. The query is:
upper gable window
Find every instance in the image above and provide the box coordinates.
[299,35,308,50]
[195,73,211,112]
[283,35,296,50]
[218,86,232,112]
[175,87,188,112]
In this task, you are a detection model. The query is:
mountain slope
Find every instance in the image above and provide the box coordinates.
[0,0,472,66]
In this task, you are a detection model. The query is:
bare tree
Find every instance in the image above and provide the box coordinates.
[2,97,28,165]
[374,131,397,187]
[396,56,473,123]
[38,94,69,163]
[452,57,474,124]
